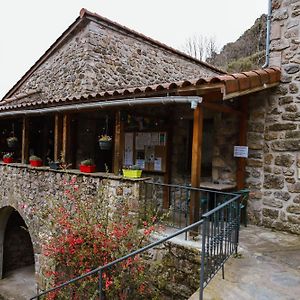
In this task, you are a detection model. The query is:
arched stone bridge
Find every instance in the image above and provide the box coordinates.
[0,163,141,294]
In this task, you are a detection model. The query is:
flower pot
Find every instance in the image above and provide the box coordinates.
[80,165,96,173]
[30,160,42,167]
[99,140,112,150]
[3,157,13,163]
[122,169,142,178]
[49,162,60,170]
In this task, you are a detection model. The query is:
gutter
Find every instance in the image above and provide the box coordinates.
[262,0,272,68]
[0,96,203,118]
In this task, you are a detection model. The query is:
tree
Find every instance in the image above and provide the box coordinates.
[181,35,219,62]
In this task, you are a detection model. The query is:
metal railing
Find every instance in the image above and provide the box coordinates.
[143,181,236,232]
[31,186,240,300]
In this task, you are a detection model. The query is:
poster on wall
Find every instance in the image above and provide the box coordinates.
[136,159,145,169]
[151,132,159,145]
[135,133,144,150]
[145,146,155,163]
[233,146,249,158]
[124,133,134,165]
[154,157,162,171]
[159,132,166,145]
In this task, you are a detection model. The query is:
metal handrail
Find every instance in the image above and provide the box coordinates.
[145,180,237,196]
[31,188,240,300]
[31,218,205,299]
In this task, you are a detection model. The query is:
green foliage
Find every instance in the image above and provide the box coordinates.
[42,177,161,299]
[80,159,94,166]
[29,155,42,161]
[226,51,265,73]
[3,152,13,158]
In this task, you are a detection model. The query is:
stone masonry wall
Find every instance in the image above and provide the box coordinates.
[246,0,300,234]
[0,163,143,289]
[8,17,219,105]
[212,113,239,184]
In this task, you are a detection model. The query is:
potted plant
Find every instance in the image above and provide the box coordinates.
[29,155,43,167]
[3,152,13,163]
[80,159,96,173]
[122,165,142,178]
[7,136,18,148]
[98,135,112,150]
[47,158,60,170]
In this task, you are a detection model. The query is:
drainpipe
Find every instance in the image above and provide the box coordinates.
[262,0,272,68]
[0,96,203,118]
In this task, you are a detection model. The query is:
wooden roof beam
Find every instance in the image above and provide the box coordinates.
[223,82,279,100]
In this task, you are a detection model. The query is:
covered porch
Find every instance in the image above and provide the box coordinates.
[0,67,280,224]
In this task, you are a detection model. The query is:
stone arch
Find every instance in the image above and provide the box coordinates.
[0,206,35,279]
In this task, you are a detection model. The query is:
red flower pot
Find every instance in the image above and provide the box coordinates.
[30,160,42,167]
[3,157,13,163]
[80,165,96,173]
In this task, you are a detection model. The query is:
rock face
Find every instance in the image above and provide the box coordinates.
[246,0,300,234]
[3,15,220,105]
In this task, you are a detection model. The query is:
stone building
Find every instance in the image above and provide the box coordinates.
[0,1,298,296]
[245,0,300,234]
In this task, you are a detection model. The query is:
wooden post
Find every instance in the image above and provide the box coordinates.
[113,111,124,175]
[236,97,248,190]
[42,121,49,163]
[54,114,63,161]
[62,114,70,165]
[163,123,173,209]
[190,106,204,224]
[21,117,29,164]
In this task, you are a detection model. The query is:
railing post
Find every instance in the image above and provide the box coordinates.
[98,269,103,300]
[235,196,241,254]
[199,216,207,300]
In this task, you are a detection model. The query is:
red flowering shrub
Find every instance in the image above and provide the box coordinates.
[42,176,160,299]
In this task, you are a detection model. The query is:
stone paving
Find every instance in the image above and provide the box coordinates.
[190,225,300,300]
[0,265,35,300]
[0,225,299,299]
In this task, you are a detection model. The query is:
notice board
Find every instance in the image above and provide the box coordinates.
[124,131,167,172]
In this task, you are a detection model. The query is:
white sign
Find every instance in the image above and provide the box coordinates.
[124,133,133,165]
[234,146,248,158]
[154,157,162,171]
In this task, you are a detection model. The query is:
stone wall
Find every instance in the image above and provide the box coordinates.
[246,0,300,234]
[212,113,239,184]
[0,163,144,288]
[8,16,219,105]
[150,240,200,300]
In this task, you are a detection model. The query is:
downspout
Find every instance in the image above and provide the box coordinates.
[0,96,203,118]
[262,0,272,68]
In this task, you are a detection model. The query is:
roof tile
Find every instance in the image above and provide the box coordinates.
[0,67,281,111]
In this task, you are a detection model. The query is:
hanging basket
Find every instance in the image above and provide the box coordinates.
[7,137,18,148]
[99,140,112,150]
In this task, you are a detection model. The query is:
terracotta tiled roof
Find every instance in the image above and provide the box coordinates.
[0,67,281,112]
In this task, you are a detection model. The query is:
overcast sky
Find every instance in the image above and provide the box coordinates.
[0,0,267,99]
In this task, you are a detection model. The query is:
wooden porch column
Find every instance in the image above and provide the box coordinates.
[190,106,204,224]
[62,114,71,164]
[21,117,29,164]
[54,114,63,161]
[236,97,248,190]
[113,111,124,175]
